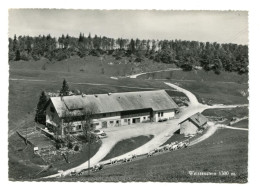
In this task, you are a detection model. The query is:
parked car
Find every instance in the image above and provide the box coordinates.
[91,129,107,139]
[158,118,168,122]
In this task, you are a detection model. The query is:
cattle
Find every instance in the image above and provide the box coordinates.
[110,158,118,165]
[177,142,185,149]
[131,154,137,159]
[163,144,171,151]
[70,170,78,176]
[177,140,189,149]
[147,150,156,157]
[92,164,103,172]
[123,154,136,162]
[155,146,165,153]
[169,143,178,151]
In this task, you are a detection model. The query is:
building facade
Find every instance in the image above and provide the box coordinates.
[179,112,208,136]
[45,90,178,136]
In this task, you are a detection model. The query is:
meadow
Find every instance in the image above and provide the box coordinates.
[102,135,154,161]
[45,128,248,182]
[8,56,249,181]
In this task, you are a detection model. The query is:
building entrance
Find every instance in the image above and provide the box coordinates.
[132,118,141,124]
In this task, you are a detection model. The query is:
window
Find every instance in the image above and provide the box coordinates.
[143,117,146,120]
[124,119,127,122]
[77,125,82,130]
[161,112,164,117]
[103,114,106,117]
[158,112,160,117]
[110,121,114,124]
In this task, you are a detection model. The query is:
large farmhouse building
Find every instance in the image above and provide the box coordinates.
[45,90,178,136]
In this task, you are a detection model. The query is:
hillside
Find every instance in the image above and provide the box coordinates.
[9,55,177,77]
[8,56,248,181]
[42,128,248,183]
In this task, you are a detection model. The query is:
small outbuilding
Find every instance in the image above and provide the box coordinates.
[179,112,209,136]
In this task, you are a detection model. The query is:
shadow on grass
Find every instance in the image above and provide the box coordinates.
[102,135,154,161]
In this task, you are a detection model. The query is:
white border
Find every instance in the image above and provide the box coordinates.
[1,0,260,192]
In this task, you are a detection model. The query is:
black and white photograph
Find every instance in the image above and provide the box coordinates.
[7,7,252,184]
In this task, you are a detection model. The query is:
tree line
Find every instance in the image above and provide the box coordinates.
[9,33,248,74]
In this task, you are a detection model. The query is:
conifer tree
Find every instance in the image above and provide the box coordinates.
[15,50,20,61]
[35,91,48,124]
[60,79,70,96]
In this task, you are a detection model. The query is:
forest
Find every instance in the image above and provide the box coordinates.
[8,33,248,74]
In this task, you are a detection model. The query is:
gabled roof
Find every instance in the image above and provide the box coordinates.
[49,90,178,118]
[180,112,208,127]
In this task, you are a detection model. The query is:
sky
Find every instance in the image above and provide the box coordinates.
[8,9,248,45]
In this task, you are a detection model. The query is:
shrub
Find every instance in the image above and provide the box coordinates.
[214,69,221,75]
[56,143,62,150]
[135,57,144,62]
[74,145,80,151]
[181,64,193,71]
[9,51,15,61]
[20,52,29,61]
[56,51,68,61]
[67,142,73,149]
[89,49,101,57]
[115,55,122,60]
[77,49,87,58]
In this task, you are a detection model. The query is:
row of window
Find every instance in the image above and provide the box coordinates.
[123,116,148,122]
[158,112,164,117]
[64,115,151,130]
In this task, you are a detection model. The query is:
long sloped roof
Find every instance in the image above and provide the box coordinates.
[50,90,178,117]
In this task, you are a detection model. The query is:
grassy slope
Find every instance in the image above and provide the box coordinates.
[8,56,248,181]
[202,107,248,118]
[232,119,249,128]
[139,69,248,83]
[138,70,248,105]
[8,133,50,180]
[102,135,154,161]
[202,107,249,126]
[47,141,102,174]
[9,131,102,180]
[9,55,177,77]
[54,129,248,182]
[178,81,248,105]
[160,134,185,146]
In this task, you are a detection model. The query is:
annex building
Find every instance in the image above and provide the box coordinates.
[178,112,209,136]
[45,90,179,136]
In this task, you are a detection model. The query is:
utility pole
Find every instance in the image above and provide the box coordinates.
[25,125,28,145]
[88,130,91,175]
